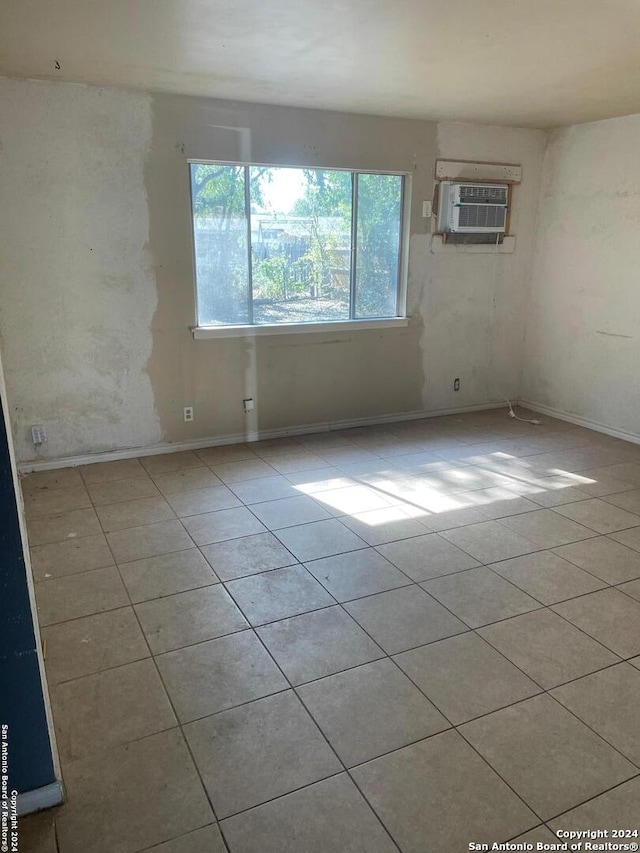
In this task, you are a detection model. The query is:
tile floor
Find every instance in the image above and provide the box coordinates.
[18,408,640,852]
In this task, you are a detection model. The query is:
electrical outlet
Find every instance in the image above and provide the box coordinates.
[31,424,46,445]
[183,406,194,423]
[243,398,254,414]
[453,378,460,392]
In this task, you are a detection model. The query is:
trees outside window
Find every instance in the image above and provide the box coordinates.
[190,163,405,327]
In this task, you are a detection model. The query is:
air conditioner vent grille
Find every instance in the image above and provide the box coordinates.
[459,185,508,204]
[458,204,507,229]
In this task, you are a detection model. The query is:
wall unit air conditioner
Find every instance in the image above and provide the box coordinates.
[438,181,509,234]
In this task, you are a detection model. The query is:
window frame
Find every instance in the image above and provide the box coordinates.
[188,159,411,338]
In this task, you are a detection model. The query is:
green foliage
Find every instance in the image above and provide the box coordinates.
[191,163,402,324]
[355,173,402,318]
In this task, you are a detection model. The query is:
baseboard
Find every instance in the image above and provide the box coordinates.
[519,399,640,446]
[17,780,64,816]
[18,400,508,473]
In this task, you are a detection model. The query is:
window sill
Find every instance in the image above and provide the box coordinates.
[192,317,409,339]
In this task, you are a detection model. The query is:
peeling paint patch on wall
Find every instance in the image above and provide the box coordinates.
[426,122,547,412]
[522,113,640,436]
[0,79,161,461]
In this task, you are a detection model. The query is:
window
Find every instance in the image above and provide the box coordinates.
[189,163,407,331]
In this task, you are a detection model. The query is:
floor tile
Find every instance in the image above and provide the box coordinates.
[21,466,84,493]
[42,607,150,684]
[297,658,449,766]
[50,658,176,762]
[24,484,91,518]
[35,566,129,625]
[185,691,340,818]
[297,431,353,448]
[106,519,194,562]
[17,811,58,852]
[228,475,301,505]
[587,461,640,486]
[510,826,561,844]
[499,509,595,548]
[352,730,537,853]
[139,825,227,853]
[376,532,479,582]
[529,447,626,474]
[553,588,640,658]
[603,487,640,515]
[523,482,592,508]
[610,524,640,555]
[618,577,640,601]
[26,507,102,546]
[304,548,411,601]
[200,533,296,581]
[460,694,636,820]
[466,489,540,519]
[284,467,353,494]
[319,446,382,466]
[266,450,326,474]
[394,632,541,724]
[78,458,145,484]
[135,585,248,653]
[554,536,640,584]
[344,586,467,654]
[312,485,395,516]
[549,776,640,833]
[164,485,241,517]
[55,729,212,853]
[181,506,265,546]
[86,475,160,506]
[24,417,640,853]
[339,506,429,545]
[439,520,538,563]
[140,450,205,474]
[554,498,640,534]
[225,565,334,625]
[156,630,288,722]
[274,518,367,562]
[257,606,383,685]
[196,444,257,465]
[552,663,640,765]
[220,774,396,853]
[249,495,332,530]
[29,533,114,581]
[212,459,277,484]
[118,549,219,603]
[423,566,540,628]
[571,466,638,497]
[422,505,487,531]
[248,437,302,457]
[489,550,607,605]
[95,495,175,532]
[478,608,618,689]
[151,468,223,495]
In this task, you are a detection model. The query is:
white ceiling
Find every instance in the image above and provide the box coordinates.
[2,0,640,128]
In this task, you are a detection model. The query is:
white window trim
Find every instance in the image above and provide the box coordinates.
[189,160,412,336]
[192,317,409,339]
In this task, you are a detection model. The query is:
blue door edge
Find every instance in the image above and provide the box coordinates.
[1,358,64,811]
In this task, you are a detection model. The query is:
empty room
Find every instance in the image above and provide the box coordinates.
[2,1,640,851]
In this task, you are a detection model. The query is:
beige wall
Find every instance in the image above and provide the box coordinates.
[522,113,640,439]
[0,77,545,463]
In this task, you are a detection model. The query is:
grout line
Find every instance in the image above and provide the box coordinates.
[538,772,640,828]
